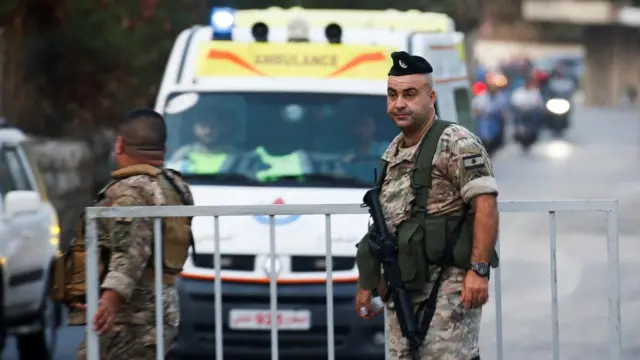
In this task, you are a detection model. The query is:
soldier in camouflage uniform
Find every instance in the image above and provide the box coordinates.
[355,52,499,359]
[74,109,194,359]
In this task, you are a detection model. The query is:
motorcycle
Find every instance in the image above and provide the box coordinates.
[513,108,543,152]
[472,91,507,157]
[477,116,504,156]
[544,96,571,137]
[543,77,575,137]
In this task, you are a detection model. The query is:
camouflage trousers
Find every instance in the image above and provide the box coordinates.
[76,323,178,360]
[385,267,482,360]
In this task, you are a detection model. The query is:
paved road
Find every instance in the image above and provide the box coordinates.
[481,106,640,360]
[3,106,639,359]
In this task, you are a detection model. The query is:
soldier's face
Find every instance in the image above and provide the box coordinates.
[387,74,436,132]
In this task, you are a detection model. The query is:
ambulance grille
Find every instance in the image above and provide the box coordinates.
[192,254,255,271]
[291,256,355,272]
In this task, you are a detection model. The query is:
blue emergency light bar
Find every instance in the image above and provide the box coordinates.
[210,7,235,40]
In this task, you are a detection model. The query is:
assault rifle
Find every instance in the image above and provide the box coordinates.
[362,187,422,359]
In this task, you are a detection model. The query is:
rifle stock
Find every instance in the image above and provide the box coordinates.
[362,187,422,350]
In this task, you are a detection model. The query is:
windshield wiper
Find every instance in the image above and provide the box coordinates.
[180,173,263,186]
[271,174,372,187]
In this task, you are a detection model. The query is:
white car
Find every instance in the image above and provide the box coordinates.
[0,120,62,359]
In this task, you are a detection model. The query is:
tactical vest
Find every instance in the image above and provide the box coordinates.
[357,120,499,292]
[49,164,195,324]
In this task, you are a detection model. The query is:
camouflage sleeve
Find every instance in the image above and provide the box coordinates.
[441,126,498,203]
[100,188,153,301]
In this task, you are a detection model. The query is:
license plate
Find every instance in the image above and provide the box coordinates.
[229,309,311,330]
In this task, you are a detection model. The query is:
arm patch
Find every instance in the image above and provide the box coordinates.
[462,153,485,170]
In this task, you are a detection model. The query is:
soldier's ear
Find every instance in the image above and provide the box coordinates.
[114,136,124,155]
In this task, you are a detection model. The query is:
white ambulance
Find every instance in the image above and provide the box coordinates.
[155,7,472,359]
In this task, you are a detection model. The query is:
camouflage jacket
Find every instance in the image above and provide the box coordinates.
[380,123,498,233]
[96,170,193,327]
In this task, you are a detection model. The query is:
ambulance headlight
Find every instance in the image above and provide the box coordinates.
[546,98,570,115]
[210,7,235,39]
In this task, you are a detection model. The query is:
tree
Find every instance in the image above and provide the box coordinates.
[0,0,205,136]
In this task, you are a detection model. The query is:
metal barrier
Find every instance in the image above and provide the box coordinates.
[83,200,621,360]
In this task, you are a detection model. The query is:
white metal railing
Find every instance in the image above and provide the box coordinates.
[83,200,621,360]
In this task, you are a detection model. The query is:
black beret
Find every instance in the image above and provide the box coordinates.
[388,51,433,76]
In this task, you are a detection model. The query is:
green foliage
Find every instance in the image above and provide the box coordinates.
[4,0,206,135]
[0,0,18,18]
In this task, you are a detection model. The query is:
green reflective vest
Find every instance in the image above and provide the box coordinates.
[187,152,228,174]
[185,147,306,181]
[254,146,305,181]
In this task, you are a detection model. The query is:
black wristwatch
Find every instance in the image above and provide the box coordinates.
[470,262,490,278]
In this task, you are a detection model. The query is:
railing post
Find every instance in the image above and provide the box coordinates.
[153,218,164,359]
[493,235,504,360]
[268,215,278,360]
[213,216,223,360]
[548,211,560,360]
[85,214,100,360]
[606,207,622,360]
[324,214,335,360]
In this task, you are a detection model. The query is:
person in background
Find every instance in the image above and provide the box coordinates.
[510,77,544,144]
[472,78,510,156]
[170,116,236,162]
[343,115,388,162]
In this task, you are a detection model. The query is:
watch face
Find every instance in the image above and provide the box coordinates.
[473,263,489,276]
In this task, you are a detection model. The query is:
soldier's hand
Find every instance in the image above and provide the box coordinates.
[355,288,381,320]
[93,299,116,335]
[461,270,489,310]
[93,291,122,335]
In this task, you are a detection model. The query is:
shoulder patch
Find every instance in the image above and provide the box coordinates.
[462,153,485,170]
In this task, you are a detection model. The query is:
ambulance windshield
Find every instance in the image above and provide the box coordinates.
[163,91,397,188]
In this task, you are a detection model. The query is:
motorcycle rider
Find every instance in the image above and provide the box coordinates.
[544,63,578,99]
[472,76,510,156]
[542,63,576,136]
[510,77,544,150]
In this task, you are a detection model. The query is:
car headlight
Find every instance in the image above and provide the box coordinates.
[51,224,60,248]
[50,210,60,250]
[546,98,570,115]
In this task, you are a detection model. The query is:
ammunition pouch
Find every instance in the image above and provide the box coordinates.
[393,212,498,291]
[420,214,498,269]
[394,218,428,292]
[49,224,111,326]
